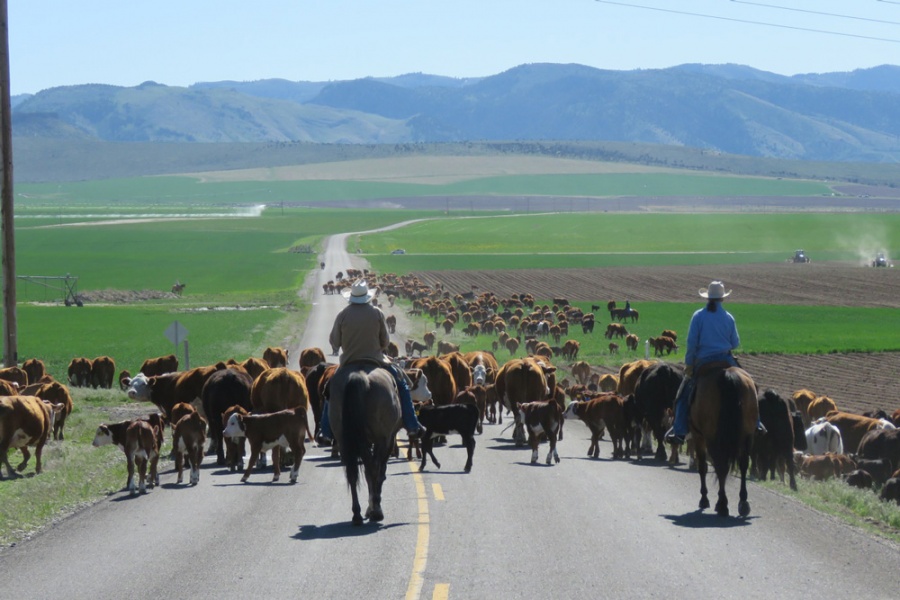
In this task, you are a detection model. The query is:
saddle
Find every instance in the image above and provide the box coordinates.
[695,360,733,378]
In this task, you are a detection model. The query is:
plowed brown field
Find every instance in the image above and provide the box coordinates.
[411,262,900,416]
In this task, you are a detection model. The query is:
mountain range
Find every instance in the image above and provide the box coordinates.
[12,63,900,163]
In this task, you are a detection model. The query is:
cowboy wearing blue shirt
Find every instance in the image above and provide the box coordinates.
[665,281,763,445]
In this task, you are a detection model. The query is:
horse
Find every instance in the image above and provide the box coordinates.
[610,308,639,323]
[690,365,758,517]
[328,362,402,526]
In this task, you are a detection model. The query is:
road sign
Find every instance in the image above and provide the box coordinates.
[165,320,189,346]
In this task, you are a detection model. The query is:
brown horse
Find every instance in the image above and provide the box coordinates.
[690,365,758,517]
[328,362,401,525]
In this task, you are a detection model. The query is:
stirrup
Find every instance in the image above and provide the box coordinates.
[664,428,685,445]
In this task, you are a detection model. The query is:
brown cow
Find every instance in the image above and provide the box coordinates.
[240,357,269,380]
[118,369,131,391]
[442,352,472,392]
[605,323,627,339]
[173,411,207,485]
[518,400,562,465]
[386,314,397,334]
[598,374,618,393]
[564,394,629,459]
[0,395,60,478]
[91,355,116,389]
[792,388,817,426]
[251,367,310,414]
[223,405,308,483]
[438,340,461,356]
[608,343,619,355]
[28,381,73,441]
[67,358,93,387]
[22,358,46,385]
[298,347,327,370]
[616,359,654,396]
[824,411,886,454]
[262,346,289,369]
[139,354,179,377]
[495,357,555,445]
[808,396,838,422]
[423,331,437,351]
[408,356,457,406]
[0,380,18,396]
[571,360,592,386]
[625,334,639,351]
[221,405,250,471]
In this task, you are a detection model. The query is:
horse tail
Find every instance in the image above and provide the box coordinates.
[712,369,743,473]
[341,371,370,491]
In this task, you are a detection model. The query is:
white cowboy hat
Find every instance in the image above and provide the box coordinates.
[699,280,732,299]
[343,279,376,304]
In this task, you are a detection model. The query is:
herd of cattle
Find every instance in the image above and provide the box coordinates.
[2,270,900,511]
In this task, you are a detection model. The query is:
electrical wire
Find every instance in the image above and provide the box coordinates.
[731,0,900,26]
[593,1,900,43]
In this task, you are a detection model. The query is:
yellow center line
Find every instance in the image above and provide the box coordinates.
[405,453,430,600]
[433,583,450,600]
[432,483,445,501]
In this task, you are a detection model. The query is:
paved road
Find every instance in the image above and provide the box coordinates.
[2,227,899,600]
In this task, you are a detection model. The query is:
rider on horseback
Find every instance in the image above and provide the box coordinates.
[665,281,763,446]
[316,279,426,445]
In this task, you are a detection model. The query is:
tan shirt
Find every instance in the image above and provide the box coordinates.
[330,302,390,366]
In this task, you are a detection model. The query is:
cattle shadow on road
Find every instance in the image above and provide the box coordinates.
[292,521,405,540]
[662,510,756,529]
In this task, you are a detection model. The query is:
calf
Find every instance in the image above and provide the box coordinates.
[563,394,628,459]
[849,457,893,486]
[222,405,250,472]
[223,405,308,483]
[845,469,874,489]
[881,477,900,504]
[0,395,60,478]
[417,403,479,472]
[173,411,207,485]
[517,400,562,465]
[92,419,160,494]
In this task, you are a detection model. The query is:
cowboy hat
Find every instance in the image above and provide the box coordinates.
[343,279,376,304]
[699,280,731,299]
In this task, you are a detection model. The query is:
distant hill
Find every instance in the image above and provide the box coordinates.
[12,63,900,163]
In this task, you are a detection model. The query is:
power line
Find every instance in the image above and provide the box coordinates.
[593,1,900,43]
[731,0,900,26]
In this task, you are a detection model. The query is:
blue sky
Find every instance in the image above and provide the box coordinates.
[10,0,900,95]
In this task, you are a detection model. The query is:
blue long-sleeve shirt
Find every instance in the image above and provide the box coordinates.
[683,304,740,368]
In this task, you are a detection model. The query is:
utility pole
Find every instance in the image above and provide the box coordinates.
[0,0,16,367]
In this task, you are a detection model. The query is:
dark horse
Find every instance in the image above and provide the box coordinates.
[690,365,758,517]
[610,308,639,323]
[328,362,401,525]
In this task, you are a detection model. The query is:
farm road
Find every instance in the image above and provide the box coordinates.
[3,227,900,599]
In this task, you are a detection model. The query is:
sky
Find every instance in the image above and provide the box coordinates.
[9,0,900,96]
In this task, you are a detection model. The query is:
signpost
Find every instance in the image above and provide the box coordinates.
[165,321,190,370]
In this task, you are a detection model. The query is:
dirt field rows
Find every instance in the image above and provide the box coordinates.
[411,262,900,416]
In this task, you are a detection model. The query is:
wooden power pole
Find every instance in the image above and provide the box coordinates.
[0,0,16,367]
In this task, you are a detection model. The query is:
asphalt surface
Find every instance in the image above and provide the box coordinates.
[2,227,899,600]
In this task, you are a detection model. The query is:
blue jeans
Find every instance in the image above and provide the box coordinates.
[319,365,421,439]
[671,353,737,437]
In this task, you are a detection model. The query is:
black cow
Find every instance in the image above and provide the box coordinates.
[417,403,478,473]
[845,469,874,489]
[302,362,333,439]
[201,367,253,466]
[849,457,894,486]
[857,428,900,471]
[880,477,900,504]
[791,411,808,452]
[753,389,798,490]
[632,362,684,461]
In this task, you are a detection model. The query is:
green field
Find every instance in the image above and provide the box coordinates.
[16,171,831,207]
[361,213,900,266]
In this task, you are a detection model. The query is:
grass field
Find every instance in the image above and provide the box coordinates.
[16,171,832,206]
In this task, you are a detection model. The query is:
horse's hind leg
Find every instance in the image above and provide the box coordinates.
[715,460,730,517]
[366,454,387,523]
[350,485,364,526]
[696,447,710,510]
[738,441,751,518]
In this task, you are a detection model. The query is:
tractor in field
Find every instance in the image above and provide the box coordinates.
[790,249,810,263]
[872,253,889,267]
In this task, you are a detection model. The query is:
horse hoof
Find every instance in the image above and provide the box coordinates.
[369,509,385,522]
[352,514,364,526]
[699,497,710,510]
[738,501,750,518]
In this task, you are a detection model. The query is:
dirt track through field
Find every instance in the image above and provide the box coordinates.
[411,262,900,416]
